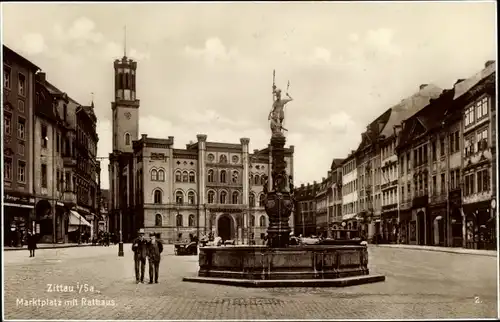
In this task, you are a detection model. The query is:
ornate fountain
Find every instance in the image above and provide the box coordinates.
[183,72,385,287]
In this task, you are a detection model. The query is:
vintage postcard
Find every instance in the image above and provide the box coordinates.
[1,1,497,320]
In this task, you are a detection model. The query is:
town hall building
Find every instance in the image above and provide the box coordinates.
[108,53,294,244]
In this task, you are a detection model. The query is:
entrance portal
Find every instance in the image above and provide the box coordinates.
[417,211,425,245]
[217,215,233,241]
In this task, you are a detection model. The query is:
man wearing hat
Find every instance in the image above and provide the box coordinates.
[132,228,148,283]
[147,232,163,284]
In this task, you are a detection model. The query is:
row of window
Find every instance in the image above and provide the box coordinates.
[3,65,26,96]
[343,160,356,175]
[206,153,239,164]
[343,179,358,196]
[3,157,26,183]
[464,127,489,157]
[151,189,266,206]
[157,213,267,228]
[4,114,26,139]
[464,96,489,128]
[207,169,240,184]
[464,168,491,196]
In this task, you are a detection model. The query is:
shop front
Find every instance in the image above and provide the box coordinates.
[428,201,446,246]
[448,189,463,247]
[463,200,496,250]
[381,207,398,244]
[68,210,92,243]
[398,210,412,244]
[3,193,36,247]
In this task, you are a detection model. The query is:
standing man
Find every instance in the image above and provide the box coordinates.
[147,232,163,284]
[27,232,37,257]
[132,228,148,284]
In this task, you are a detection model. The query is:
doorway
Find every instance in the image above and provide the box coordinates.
[417,211,425,245]
[217,215,233,241]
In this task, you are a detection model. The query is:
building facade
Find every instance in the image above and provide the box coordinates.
[294,182,318,237]
[341,153,358,230]
[76,103,99,239]
[3,45,39,246]
[458,61,496,250]
[3,46,100,246]
[329,159,344,235]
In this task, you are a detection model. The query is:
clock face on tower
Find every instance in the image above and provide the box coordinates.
[124,112,131,120]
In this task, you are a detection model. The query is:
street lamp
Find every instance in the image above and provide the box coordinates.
[118,208,124,256]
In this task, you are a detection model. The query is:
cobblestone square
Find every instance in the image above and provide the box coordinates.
[3,245,497,320]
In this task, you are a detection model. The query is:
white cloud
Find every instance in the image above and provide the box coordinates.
[349,33,359,42]
[67,17,104,43]
[185,37,238,64]
[365,28,402,56]
[310,47,332,64]
[18,33,46,55]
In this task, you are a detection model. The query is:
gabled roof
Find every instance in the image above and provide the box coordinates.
[330,158,344,170]
[396,88,455,150]
[379,84,443,139]
[454,61,496,100]
[356,108,392,151]
[3,45,40,71]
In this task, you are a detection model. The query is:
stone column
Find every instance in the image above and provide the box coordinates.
[197,134,207,230]
[268,144,273,192]
[240,138,250,244]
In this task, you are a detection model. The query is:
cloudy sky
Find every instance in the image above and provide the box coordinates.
[2,2,496,189]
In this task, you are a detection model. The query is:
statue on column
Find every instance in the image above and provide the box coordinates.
[269,71,293,136]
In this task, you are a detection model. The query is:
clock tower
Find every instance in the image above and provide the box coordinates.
[111,54,139,153]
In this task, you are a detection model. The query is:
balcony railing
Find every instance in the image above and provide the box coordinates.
[63,156,77,167]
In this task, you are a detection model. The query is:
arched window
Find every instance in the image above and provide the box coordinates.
[208,190,215,204]
[207,169,214,183]
[220,191,227,204]
[151,169,158,181]
[259,215,266,227]
[176,214,183,227]
[158,169,165,181]
[254,175,260,185]
[232,191,239,204]
[220,170,226,183]
[188,214,195,227]
[155,214,162,226]
[259,194,266,207]
[250,174,254,184]
[182,171,189,182]
[261,176,266,185]
[189,171,195,183]
[125,133,131,145]
[153,190,162,204]
[175,171,182,182]
[188,191,195,204]
[220,155,227,163]
[232,171,239,184]
[176,191,184,204]
[249,193,255,207]
[250,215,255,227]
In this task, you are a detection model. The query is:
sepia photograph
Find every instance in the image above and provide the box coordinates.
[1,1,498,320]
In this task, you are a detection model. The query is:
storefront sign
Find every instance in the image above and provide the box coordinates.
[4,194,35,205]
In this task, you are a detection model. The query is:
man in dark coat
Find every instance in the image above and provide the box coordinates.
[147,232,163,284]
[27,232,37,257]
[132,228,148,283]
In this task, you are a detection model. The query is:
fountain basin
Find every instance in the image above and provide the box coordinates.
[182,244,385,287]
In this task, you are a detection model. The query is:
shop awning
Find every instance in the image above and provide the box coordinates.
[69,210,91,227]
[342,213,357,221]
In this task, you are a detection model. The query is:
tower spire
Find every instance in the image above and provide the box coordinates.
[123,25,127,58]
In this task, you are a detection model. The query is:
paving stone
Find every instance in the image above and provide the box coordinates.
[3,244,497,319]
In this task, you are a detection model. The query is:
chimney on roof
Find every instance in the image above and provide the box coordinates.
[141,134,147,140]
[301,184,304,188]
[485,60,495,68]
[36,72,46,83]
[313,181,317,185]
[419,84,428,90]
[322,177,325,182]
[253,149,259,154]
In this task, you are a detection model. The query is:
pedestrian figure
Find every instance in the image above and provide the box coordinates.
[147,232,163,284]
[132,228,148,284]
[27,232,37,257]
